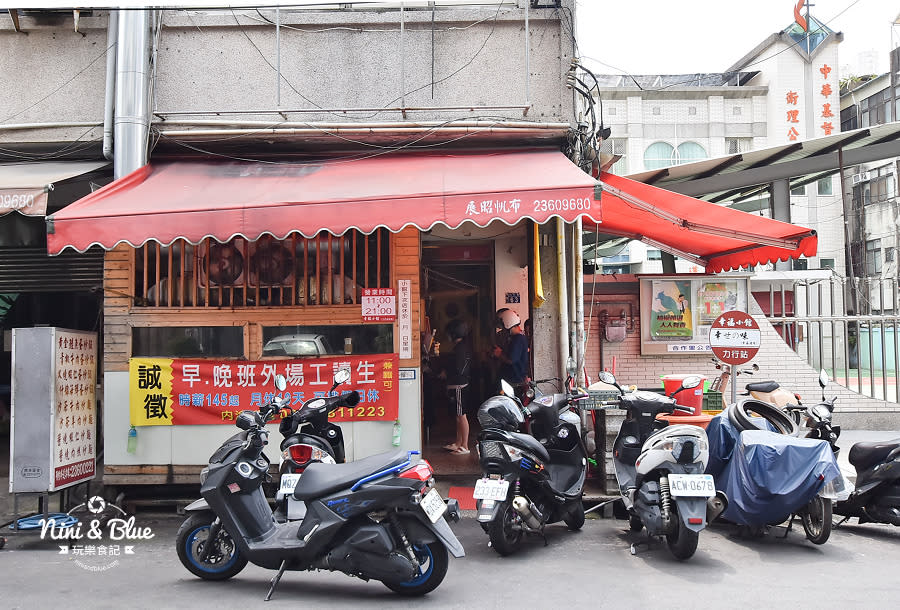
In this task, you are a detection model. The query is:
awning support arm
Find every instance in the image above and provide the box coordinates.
[599,181,804,249]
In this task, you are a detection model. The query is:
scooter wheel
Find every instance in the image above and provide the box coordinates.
[800,496,832,545]
[383,541,449,597]
[487,501,523,556]
[563,499,585,530]
[176,512,248,580]
[666,504,699,560]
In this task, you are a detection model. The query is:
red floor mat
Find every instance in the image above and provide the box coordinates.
[447,486,477,511]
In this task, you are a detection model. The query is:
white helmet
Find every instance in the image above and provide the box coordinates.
[498,309,521,330]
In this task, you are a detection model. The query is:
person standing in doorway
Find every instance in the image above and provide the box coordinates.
[492,309,530,394]
[441,319,472,455]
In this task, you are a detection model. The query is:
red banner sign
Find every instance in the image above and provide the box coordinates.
[129,354,400,425]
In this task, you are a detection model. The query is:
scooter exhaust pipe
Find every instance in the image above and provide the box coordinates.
[706,491,728,523]
[512,496,543,530]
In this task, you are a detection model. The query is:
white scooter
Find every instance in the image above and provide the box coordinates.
[597,372,727,560]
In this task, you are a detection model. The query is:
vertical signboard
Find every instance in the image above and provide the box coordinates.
[51,330,97,490]
[398,279,413,359]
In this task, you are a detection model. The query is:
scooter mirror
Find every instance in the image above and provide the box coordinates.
[273,374,287,392]
[819,369,829,388]
[334,368,351,386]
[679,375,703,390]
[597,371,616,385]
[566,356,577,377]
[500,379,516,397]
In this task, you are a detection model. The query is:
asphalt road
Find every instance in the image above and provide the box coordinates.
[2,507,900,609]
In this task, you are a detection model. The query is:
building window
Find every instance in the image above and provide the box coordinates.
[134,230,391,308]
[643,141,707,170]
[643,141,675,170]
[866,238,882,274]
[598,138,627,174]
[791,184,806,196]
[132,326,244,358]
[886,247,896,263]
[646,249,662,260]
[726,137,752,154]
[675,141,707,164]
[817,176,833,195]
[820,258,835,270]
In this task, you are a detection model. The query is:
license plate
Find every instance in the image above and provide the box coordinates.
[668,474,715,497]
[420,488,447,523]
[279,473,302,494]
[473,478,510,501]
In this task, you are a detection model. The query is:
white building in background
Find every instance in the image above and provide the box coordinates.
[590,12,845,276]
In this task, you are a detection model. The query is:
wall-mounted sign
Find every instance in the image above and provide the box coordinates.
[361,288,396,322]
[398,279,412,359]
[639,275,751,357]
[129,354,399,425]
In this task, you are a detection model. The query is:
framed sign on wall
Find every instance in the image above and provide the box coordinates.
[638,275,751,356]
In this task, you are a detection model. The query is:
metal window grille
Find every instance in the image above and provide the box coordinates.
[134,229,390,308]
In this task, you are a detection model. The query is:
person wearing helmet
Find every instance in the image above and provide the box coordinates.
[492,309,530,392]
[440,319,472,455]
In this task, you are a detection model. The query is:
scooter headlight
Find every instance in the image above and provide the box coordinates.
[811,405,832,421]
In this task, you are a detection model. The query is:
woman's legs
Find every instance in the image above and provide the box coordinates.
[456,414,469,449]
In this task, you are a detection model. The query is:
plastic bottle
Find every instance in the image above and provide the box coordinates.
[127,425,138,454]
[391,420,402,447]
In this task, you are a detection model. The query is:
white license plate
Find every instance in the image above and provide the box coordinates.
[473,478,510,501]
[420,488,447,523]
[668,474,716,497]
[279,473,302,494]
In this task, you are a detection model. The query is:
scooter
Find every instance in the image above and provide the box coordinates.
[473,372,589,556]
[273,370,351,522]
[598,371,727,560]
[781,370,841,453]
[176,373,464,600]
[822,373,900,528]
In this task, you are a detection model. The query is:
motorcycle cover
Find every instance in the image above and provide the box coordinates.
[705,414,841,526]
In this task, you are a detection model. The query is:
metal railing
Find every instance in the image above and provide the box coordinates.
[761,276,900,402]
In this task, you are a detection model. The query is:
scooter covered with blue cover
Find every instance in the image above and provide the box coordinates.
[705,413,841,527]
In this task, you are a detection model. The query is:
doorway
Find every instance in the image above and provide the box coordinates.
[421,245,496,474]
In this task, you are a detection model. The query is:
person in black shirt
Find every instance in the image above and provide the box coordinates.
[441,319,472,455]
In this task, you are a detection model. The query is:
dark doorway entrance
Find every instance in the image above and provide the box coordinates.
[421,245,496,474]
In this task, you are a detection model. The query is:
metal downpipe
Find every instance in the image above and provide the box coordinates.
[102,10,118,161]
[114,9,152,178]
[574,217,585,387]
[557,218,569,379]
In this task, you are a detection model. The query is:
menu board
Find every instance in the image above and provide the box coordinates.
[52,330,97,490]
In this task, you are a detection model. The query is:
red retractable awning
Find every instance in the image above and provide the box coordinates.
[46,150,816,274]
[596,172,817,273]
[46,150,600,254]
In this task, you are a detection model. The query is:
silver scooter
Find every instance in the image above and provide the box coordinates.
[598,371,727,560]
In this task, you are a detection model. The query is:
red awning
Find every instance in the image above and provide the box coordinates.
[46,150,816,274]
[595,172,817,273]
[46,150,600,254]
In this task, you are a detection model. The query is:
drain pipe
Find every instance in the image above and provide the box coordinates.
[574,217,585,387]
[102,10,118,161]
[557,218,570,379]
[114,9,152,178]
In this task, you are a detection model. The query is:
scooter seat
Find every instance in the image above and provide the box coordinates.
[292,449,409,501]
[744,380,780,393]
[848,439,900,470]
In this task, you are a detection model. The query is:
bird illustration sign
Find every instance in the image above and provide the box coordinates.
[708,311,760,365]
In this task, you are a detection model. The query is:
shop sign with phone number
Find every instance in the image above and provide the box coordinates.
[128,354,399,425]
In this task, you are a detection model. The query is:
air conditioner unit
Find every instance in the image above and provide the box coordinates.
[851,171,871,185]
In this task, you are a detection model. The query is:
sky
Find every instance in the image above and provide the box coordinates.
[575,0,899,77]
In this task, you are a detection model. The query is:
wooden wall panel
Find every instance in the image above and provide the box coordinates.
[102,231,424,369]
